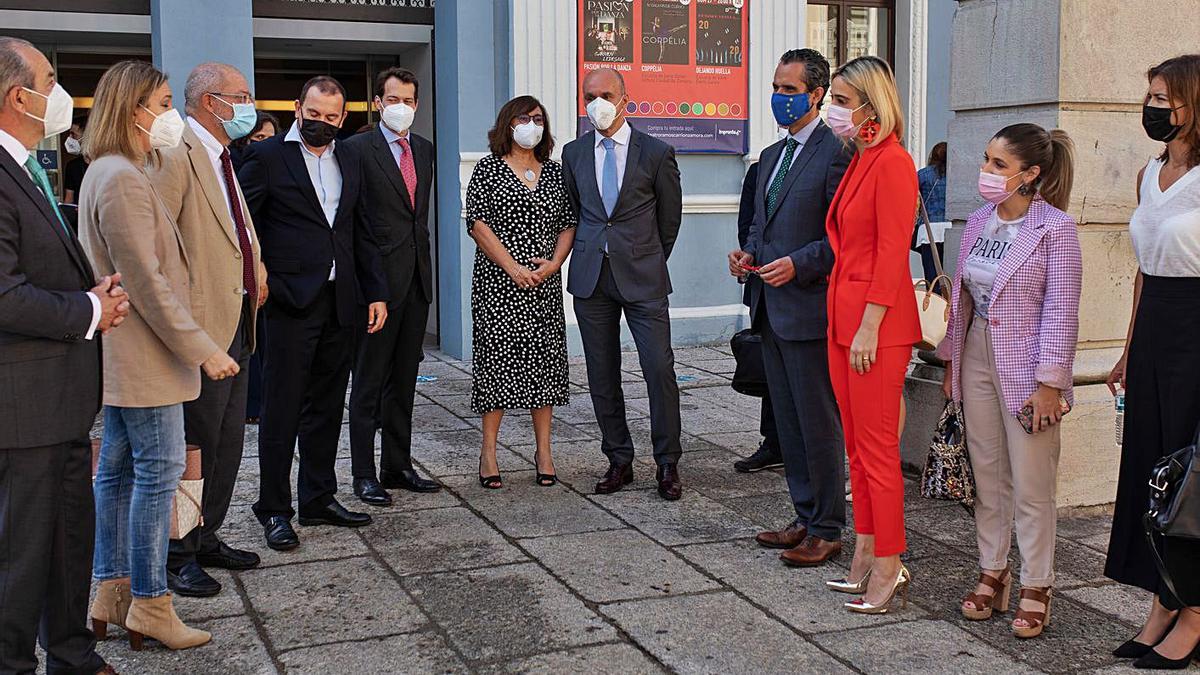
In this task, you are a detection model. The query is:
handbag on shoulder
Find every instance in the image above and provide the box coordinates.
[169,444,204,539]
[920,400,976,514]
[730,328,768,398]
[914,196,951,350]
[1145,427,1200,606]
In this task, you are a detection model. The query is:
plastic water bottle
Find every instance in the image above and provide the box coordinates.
[1115,388,1126,447]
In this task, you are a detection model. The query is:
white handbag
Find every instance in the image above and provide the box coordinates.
[914,196,951,351]
[169,445,204,539]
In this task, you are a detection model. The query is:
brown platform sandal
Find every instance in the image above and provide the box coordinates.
[961,567,1011,620]
[1012,587,1052,639]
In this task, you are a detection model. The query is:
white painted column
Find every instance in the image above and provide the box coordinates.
[904,0,929,163]
[510,0,578,160]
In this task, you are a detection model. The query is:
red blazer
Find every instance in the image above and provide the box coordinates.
[826,134,921,348]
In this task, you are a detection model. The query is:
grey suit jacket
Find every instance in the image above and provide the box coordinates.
[0,148,101,448]
[745,121,851,342]
[561,126,682,302]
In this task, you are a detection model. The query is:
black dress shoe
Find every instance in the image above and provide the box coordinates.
[353,478,394,506]
[733,443,784,473]
[656,463,683,501]
[196,541,261,570]
[263,516,300,551]
[595,463,634,494]
[298,499,373,528]
[167,561,221,597]
[380,469,441,493]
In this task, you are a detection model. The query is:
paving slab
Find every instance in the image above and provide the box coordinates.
[717,491,799,529]
[409,403,474,432]
[442,471,624,538]
[601,592,852,674]
[635,450,788,500]
[94,615,275,674]
[366,506,529,575]
[409,429,532,477]
[279,631,468,674]
[480,642,665,674]
[507,441,660,492]
[218,505,371,569]
[1061,582,1148,627]
[697,430,767,458]
[404,562,615,662]
[174,569,246,622]
[813,619,1037,674]
[590,488,760,546]
[462,414,598,445]
[522,529,721,603]
[239,556,426,650]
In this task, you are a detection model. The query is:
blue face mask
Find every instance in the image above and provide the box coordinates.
[771,91,812,128]
[211,95,257,140]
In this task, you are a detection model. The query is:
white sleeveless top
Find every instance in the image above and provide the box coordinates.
[1130,158,1200,277]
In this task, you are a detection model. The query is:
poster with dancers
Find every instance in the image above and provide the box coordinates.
[582,0,635,64]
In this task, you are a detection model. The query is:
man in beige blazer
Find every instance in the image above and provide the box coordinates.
[148,62,268,598]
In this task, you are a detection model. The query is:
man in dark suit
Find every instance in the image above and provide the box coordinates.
[729,49,851,567]
[343,67,439,506]
[239,75,389,551]
[561,67,684,501]
[731,160,784,474]
[0,36,128,675]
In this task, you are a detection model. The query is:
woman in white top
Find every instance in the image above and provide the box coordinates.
[1105,54,1200,670]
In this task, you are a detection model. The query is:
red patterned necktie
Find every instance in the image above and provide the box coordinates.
[219,148,257,306]
[396,137,417,209]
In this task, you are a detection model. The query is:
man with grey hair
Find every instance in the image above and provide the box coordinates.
[0,36,127,675]
[147,61,268,598]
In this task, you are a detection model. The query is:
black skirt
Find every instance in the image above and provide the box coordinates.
[1104,274,1200,608]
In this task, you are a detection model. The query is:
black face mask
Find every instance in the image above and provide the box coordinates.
[299,118,339,147]
[1143,104,1184,143]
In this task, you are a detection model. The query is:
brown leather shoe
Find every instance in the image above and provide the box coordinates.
[95,666,120,675]
[656,463,682,501]
[755,522,808,549]
[780,535,843,567]
[595,463,633,494]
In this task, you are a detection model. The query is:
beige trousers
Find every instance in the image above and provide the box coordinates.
[961,319,1061,586]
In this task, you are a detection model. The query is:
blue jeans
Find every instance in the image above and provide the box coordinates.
[93,404,186,599]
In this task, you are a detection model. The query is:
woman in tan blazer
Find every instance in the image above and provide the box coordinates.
[79,60,237,652]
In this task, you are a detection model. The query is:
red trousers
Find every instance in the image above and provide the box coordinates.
[828,342,909,556]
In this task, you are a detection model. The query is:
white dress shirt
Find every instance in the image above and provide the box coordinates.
[186,117,252,246]
[0,128,101,339]
[594,118,632,196]
[285,121,341,280]
[765,115,822,188]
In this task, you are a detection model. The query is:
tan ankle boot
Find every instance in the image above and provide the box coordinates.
[89,578,132,639]
[125,593,211,650]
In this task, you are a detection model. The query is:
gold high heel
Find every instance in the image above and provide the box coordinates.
[827,569,871,594]
[845,565,911,614]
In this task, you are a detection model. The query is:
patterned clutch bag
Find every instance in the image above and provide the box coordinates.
[920,401,976,514]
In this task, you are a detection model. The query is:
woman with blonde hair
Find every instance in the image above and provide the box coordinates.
[821,55,921,614]
[80,59,236,651]
[936,123,1081,639]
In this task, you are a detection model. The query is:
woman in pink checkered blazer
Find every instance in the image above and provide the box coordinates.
[935,124,1082,639]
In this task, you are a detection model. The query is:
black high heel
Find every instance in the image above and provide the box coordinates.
[1133,640,1200,670]
[535,473,558,487]
[1115,612,1179,659]
[478,458,502,489]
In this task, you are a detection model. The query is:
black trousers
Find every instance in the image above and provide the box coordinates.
[349,278,429,479]
[254,284,352,521]
[169,301,253,569]
[759,301,846,540]
[0,442,106,675]
[1105,275,1200,608]
[760,395,779,451]
[245,316,267,420]
[573,258,682,466]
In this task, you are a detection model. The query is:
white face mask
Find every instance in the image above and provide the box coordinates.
[137,106,185,149]
[586,96,619,131]
[64,136,81,155]
[23,83,74,138]
[380,102,415,134]
[511,121,543,149]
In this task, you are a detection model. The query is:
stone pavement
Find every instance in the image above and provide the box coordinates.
[89,346,1192,674]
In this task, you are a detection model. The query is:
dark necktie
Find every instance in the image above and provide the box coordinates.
[219,148,256,306]
[24,155,70,238]
[766,137,800,216]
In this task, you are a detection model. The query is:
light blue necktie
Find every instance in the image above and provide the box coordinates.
[24,155,71,238]
[601,137,618,217]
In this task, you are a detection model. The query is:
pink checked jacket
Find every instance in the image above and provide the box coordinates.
[935,198,1083,415]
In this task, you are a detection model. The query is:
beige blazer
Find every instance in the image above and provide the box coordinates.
[148,124,263,354]
[79,153,220,408]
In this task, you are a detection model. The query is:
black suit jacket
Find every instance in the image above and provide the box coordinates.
[562,126,683,302]
[737,161,759,308]
[237,134,386,327]
[0,148,101,448]
[745,121,851,342]
[342,126,434,308]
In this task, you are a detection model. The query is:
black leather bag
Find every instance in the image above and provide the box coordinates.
[1145,432,1200,606]
[730,329,768,398]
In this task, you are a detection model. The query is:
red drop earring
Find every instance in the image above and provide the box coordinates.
[859,118,880,144]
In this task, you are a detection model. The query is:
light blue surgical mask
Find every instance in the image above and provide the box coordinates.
[210,94,257,140]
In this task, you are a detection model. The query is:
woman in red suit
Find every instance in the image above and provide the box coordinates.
[822,56,921,614]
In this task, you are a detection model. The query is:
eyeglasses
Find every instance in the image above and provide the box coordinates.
[209,92,255,105]
[515,114,545,126]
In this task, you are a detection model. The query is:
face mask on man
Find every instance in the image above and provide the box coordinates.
[381,102,415,134]
[512,121,543,149]
[977,169,1027,205]
[64,136,81,155]
[586,97,618,131]
[299,118,339,147]
[137,106,185,149]
[826,102,870,139]
[1143,104,1185,143]
[22,82,73,138]
[771,91,811,128]
[210,95,257,140]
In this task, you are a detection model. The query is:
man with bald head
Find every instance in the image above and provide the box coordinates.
[561,67,685,500]
[148,61,268,597]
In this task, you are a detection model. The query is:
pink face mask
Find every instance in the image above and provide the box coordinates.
[827,102,869,139]
[977,169,1026,205]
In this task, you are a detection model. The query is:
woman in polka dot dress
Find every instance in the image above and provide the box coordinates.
[466,96,577,489]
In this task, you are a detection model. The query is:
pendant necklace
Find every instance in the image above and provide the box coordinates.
[524,168,536,182]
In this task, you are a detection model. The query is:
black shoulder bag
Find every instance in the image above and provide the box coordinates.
[730,328,768,398]
[1145,427,1200,608]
